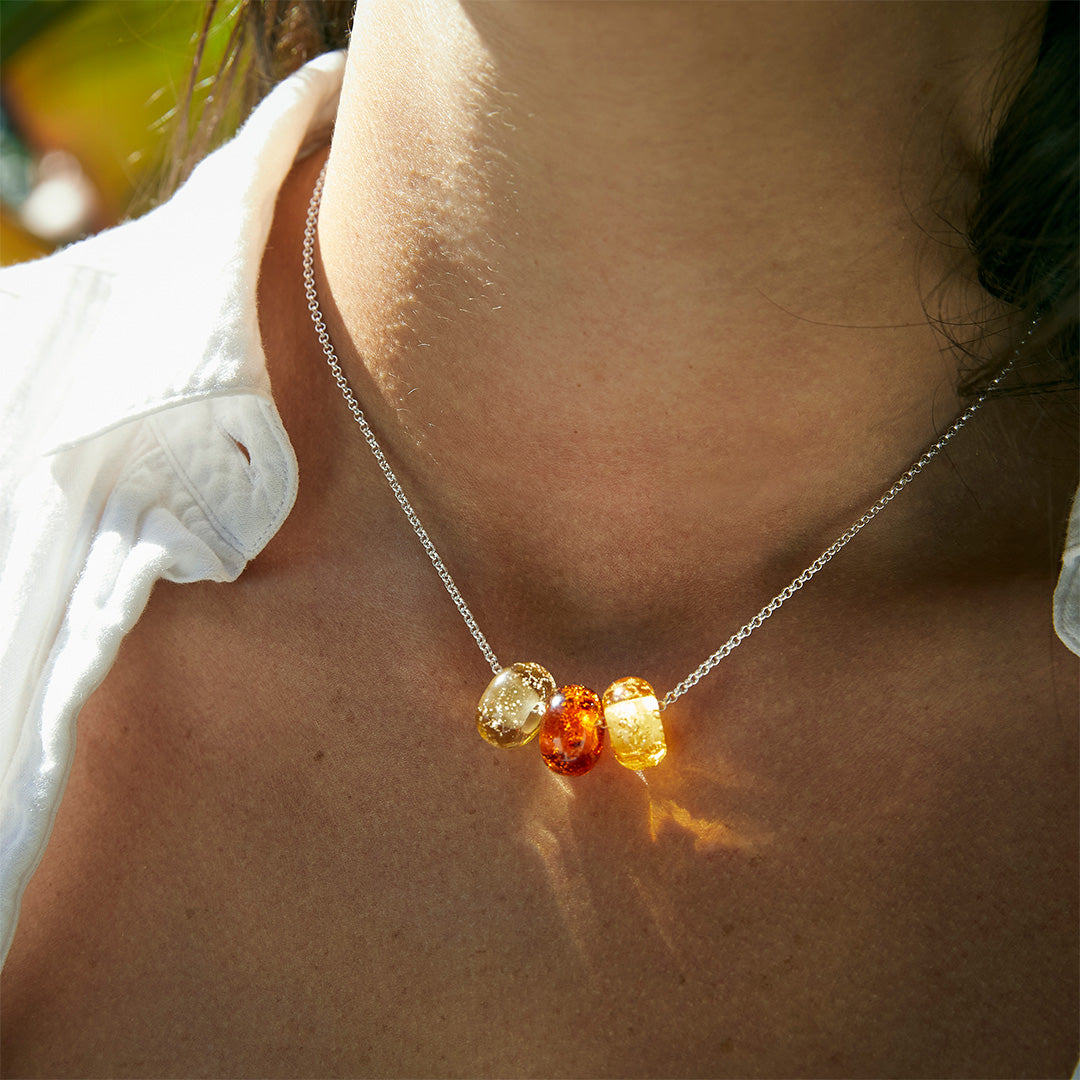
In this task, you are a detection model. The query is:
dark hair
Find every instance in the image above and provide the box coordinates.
[963,0,1078,393]
[159,0,352,199]
[173,0,1078,394]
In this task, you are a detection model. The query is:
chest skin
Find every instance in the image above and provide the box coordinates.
[3,135,1078,1076]
[1,521,1076,1078]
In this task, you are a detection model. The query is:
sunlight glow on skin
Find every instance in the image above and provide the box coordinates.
[522,748,772,975]
[646,798,761,853]
[525,774,601,978]
[636,756,774,852]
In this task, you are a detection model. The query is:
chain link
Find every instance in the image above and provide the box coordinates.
[303,163,501,675]
[659,348,1028,707]
[304,161,1029,705]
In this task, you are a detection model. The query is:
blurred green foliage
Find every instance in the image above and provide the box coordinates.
[1,1,82,64]
[1,0,234,264]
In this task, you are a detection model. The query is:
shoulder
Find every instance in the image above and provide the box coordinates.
[0,53,349,966]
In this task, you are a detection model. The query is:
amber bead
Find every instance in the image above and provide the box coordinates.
[477,662,557,747]
[539,685,605,775]
[601,676,666,769]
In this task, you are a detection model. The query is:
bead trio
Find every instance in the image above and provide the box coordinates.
[476,664,666,775]
[303,161,1026,780]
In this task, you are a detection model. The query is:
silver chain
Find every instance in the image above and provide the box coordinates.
[303,160,1025,708]
[303,163,501,675]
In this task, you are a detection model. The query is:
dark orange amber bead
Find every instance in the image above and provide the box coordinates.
[539,685,605,775]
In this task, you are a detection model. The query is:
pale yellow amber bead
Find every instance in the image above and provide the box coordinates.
[601,676,667,769]
[477,662,557,748]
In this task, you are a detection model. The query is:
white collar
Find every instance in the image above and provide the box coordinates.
[39,50,346,456]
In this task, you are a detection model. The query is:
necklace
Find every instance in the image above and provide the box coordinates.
[302,161,1022,777]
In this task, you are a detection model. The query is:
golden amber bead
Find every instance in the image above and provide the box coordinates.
[477,662,557,747]
[539,685,605,775]
[601,676,666,769]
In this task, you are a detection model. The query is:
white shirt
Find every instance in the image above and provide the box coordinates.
[0,48,1076,966]
[0,51,343,963]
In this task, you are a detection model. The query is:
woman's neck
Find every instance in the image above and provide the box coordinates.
[304,0,1038,656]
